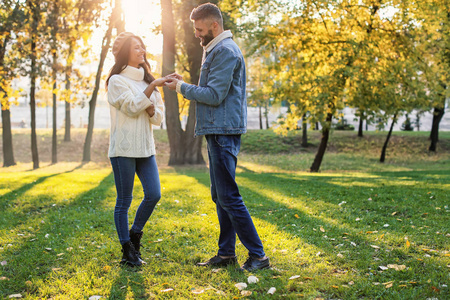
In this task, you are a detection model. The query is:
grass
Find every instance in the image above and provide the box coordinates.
[0,130,449,299]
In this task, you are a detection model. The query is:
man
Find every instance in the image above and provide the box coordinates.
[165,3,269,271]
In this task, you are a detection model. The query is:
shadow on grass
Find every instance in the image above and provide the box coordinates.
[0,170,119,298]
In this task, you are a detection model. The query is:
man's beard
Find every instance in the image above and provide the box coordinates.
[200,30,214,47]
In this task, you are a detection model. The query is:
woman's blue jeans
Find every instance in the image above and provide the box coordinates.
[206,134,265,258]
[110,156,161,245]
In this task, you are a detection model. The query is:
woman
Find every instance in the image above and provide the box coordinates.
[106,32,167,267]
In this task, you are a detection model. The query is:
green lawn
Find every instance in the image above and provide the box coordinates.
[0,152,449,299]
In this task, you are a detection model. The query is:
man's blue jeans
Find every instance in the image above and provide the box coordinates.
[110,156,161,245]
[206,134,265,258]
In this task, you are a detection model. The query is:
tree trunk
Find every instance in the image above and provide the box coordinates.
[301,114,308,147]
[380,113,397,163]
[82,1,122,162]
[52,51,57,164]
[358,113,363,137]
[310,113,332,172]
[178,0,205,165]
[265,99,269,129]
[429,106,444,152]
[1,33,16,167]
[29,0,39,169]
[1,105,16,167]
[64,72,71,141]
[259,105,263,129]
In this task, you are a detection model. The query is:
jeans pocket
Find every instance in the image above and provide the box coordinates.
[214,135,241,157]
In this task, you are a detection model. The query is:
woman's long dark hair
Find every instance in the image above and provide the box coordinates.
[106,35,156,90]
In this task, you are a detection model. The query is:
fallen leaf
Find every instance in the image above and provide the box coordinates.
[350,242,357,247]
[191,288,204,294]
[52,268,62,271]
[267,287,276,294]
[379,234,385,239]
[1,261,7,266]
[8,294,22,299]
[294,214,299,218]
[383,224,389,227]
[289,275,301,280]
[391,212,397,216]
[431,286,439,292]
[320,226,325,232]
[379,266,388,271]
[45,248,52,251]
[102,266,111,272]
[241,290,252,296]
[387,264,406,271]
[371,245,380,249]
[88,297,102,300]
[247,275,259,284]
[235,283,247,290]
[399,285,407,287]
[45,234,50,238]
[406,240,411,248]
[331,285,339,289]
[337,253,344,258]
[160,288,173,293]
[304,277,313,280]
[348,281,354,285]
[355,218,361,221]
[0,277,8,280]
[57,253,64,257]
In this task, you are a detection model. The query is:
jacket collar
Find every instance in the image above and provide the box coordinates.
[205,30,233,53]
[120,65,144,81]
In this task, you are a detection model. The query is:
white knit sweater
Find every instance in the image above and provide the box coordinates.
[107,66,164,158]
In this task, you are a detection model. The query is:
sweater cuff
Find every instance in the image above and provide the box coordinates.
[176,80,184,94]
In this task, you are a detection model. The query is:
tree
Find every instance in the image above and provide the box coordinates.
[82,0,124,162]
[27,0,43,169]
[0,0,24,167]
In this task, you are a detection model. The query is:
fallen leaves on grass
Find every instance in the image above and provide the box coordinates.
[320,226,325,232]
[160,288,173,293]
[267,287,276,294]
[235,283,247,290]
[1,261,7,266]
[383,281,394,288]
[406,240,411,248]
[241,290,252,296]
[247,276,259,284]
[370,245,380,249]
[1,276,9,280]
[289,275,301,280]
[8,294,22,299]
[88,296,102,300]
[387,264,406,271]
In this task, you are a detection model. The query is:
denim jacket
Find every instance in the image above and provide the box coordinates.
[180,37,247,136]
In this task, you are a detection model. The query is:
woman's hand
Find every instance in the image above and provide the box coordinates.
[152,77,168,87]
[146,103,155,117]
[166,73,183,81]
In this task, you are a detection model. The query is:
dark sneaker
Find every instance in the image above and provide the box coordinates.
[196,255,238,267]
[242,256,270,271]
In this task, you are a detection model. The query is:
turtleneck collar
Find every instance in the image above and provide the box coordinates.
[120,65,145,81]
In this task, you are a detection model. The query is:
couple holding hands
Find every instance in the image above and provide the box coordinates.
[106,3,269,272]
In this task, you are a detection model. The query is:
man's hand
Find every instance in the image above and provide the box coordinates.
[166,73,183,81]
[146,104,155,117]
[165,78,179,90]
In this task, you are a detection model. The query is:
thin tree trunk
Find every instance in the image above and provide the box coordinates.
[265,99,269,129]
[310,113,332,172]
[301,113,308,147]
[52,51,57,164]
[358,113,364,137]
[380,113,397,163]
[29,0,39,169]
[259,105,263,129]
[64,72,71,141]
[429,106,444,152]
[82,2,122,162]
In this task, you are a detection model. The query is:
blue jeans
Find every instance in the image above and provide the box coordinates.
[110,156,161,245]
[206,135,265,258]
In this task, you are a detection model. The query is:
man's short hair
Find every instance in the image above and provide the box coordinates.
[190,3,223,28]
